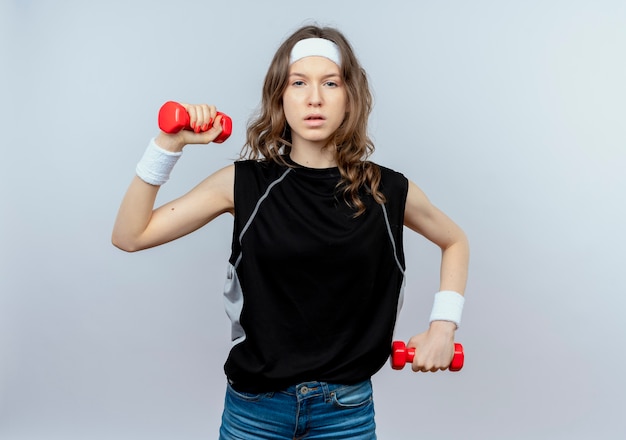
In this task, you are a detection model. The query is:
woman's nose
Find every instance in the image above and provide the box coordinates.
[307,86,322,106]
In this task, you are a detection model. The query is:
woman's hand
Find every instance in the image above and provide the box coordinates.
[407,321,457,372]
[155,103,226,152]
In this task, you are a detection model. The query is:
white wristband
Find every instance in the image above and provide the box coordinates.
[429,290,465,329]
[135,138,182,186]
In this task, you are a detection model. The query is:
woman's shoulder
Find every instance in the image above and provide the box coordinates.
[236,157,283,171]
[235,157,290,184]
[370,161,408,187]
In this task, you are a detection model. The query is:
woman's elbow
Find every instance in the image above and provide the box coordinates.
[111,234,142,253]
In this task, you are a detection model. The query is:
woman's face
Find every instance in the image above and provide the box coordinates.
[283,56,347,150]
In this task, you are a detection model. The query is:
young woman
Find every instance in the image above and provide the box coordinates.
[113,25,469,440]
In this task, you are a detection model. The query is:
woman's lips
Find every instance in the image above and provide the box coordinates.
[304,114,325,127]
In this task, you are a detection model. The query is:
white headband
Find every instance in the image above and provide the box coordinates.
[289,38,341,66]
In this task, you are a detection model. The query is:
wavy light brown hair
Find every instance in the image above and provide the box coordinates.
[241,25,385,216]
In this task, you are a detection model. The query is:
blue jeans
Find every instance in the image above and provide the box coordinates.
[219,380,377,439]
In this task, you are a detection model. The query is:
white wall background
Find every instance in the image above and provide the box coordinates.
[1,0,625,438]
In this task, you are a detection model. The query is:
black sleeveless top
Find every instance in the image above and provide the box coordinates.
[223,157,408,392]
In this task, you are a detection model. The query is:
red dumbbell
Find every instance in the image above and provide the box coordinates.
[391,341,464,371]
[158,101,232,143]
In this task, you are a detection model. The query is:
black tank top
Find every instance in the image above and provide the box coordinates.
[223,156,408,392]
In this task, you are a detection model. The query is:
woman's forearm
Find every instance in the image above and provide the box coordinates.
[439,233,470,295]
[111,176,160,252]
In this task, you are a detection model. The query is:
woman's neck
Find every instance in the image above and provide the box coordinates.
[289,142,336,169]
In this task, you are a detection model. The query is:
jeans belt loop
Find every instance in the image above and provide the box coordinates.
[321,382,331,402]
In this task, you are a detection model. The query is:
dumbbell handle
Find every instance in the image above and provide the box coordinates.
[157,101,232,143]
[391,341,464,371]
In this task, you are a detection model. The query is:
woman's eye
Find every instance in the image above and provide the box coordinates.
[324,81,338,87]
[292,80,305,86]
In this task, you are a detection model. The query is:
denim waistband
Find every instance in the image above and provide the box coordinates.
[279,380,371,402]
